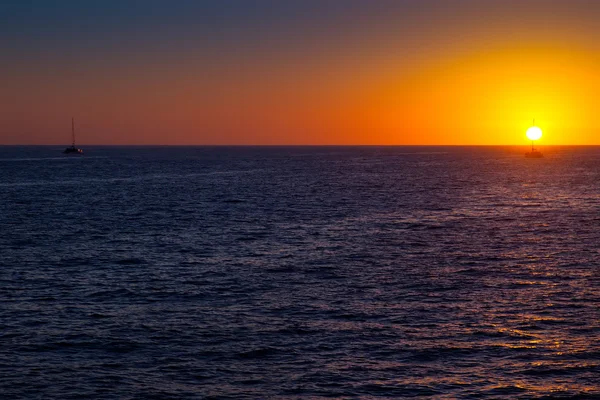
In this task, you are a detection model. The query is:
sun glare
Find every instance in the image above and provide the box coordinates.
[526,126,542,141]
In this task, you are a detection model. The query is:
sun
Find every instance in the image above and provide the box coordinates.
[526,126,542,141]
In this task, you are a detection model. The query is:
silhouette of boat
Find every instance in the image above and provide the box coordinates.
[63,118,83,154]
[525,120,543,158]
[525,150,543,158]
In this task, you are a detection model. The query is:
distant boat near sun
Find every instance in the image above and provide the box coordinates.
[525,120,543,158]
[63,118,83,155]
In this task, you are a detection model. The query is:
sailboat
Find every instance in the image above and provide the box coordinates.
[63,118,83,154]
[525,119,543,158]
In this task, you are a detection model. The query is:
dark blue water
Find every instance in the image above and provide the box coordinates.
[1,146,599,399]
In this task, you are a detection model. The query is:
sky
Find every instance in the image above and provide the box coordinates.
[2,0,600,145]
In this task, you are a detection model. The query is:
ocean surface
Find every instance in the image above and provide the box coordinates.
[1,146,599,399]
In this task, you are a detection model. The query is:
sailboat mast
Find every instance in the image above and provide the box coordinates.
[532,118,535,151]
[71,118,75,147]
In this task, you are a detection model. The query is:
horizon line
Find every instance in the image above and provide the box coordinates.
[1,144,599,147]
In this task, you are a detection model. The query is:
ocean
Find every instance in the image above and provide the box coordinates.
[1,146,599,399]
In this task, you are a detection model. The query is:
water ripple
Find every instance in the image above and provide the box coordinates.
[1,146,599,399]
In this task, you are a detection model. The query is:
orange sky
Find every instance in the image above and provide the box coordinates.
[2,1,600,145]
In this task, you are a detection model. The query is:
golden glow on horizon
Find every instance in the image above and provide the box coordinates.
[3,43,600,145]
[373,44,599,145]
[526,126,542,141]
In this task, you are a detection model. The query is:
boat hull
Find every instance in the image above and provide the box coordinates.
[64,147,83,154]
[525,151,543,158]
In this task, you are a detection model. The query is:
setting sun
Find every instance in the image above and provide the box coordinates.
[526,126,543,141]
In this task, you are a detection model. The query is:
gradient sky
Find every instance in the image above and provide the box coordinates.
[3,0,600,145]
